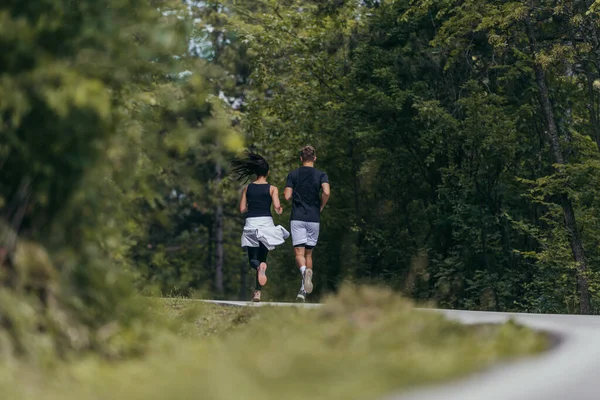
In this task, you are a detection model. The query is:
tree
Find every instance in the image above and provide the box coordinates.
[0,0,238,358]
[231,0,600,313]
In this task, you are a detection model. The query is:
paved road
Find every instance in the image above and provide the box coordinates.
[204,300,600,400]
[203,299,322,308]
[390,309,600,400]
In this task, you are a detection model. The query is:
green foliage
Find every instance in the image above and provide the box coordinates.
[2,287,547,400]
[7,0,600,358]
[0,0,241,360]
[211,0,600,313]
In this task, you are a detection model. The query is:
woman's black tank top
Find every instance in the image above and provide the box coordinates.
[246,183,272,218]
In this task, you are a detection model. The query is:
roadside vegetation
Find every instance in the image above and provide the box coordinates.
[1,286,547,400]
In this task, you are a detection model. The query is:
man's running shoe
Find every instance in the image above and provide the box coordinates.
[252,290,261,302]
[258,262,268,286]
[296,289,306,302]
[303,269,313,294]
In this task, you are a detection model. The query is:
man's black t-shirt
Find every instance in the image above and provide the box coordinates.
[285,166,329,223]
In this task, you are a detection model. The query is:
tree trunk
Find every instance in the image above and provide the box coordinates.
[584,70,600,150]
[214,161,224,297]
[527,19,591,314]
[566,12,600,150]
[586,22,600,150]
[1,178,31,270]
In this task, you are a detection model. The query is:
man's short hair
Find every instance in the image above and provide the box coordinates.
[300,145,316,162]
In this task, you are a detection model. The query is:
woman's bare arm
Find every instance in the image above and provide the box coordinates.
[239,186,248,214]
[271,186,283,215]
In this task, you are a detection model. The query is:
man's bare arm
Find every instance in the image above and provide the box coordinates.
[284,187,293,201]
[320,182,330,212]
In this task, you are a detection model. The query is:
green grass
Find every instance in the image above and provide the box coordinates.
[0,286,548,400]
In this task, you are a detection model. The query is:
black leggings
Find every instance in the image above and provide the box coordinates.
[246,243,269,291]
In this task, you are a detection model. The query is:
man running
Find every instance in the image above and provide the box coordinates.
[284,145,330,302]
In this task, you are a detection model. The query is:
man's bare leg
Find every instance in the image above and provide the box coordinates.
[294,246,309,300]
[294,246,306,269]
[305,248,313,270]
[303,248,314,293]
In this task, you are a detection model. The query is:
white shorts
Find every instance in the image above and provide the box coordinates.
[290,220,320,247]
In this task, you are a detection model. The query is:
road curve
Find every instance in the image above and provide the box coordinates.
[203,300,600,400]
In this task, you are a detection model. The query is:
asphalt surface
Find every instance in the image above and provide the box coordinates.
[204,300,600,400]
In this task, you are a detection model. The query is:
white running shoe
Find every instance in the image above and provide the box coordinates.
[303,269,313,294]
[296,289,306,302]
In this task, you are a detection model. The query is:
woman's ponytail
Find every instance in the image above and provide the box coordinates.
[230,152,270,182]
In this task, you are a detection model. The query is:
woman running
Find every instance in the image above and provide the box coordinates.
[231,152,289,302]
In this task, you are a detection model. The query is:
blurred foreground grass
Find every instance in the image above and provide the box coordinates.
[0,286,547,400]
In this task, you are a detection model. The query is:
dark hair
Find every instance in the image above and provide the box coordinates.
[230,152,270,182]
[300,145,316,162]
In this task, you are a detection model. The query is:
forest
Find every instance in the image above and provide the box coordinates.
[2,0,600,363]
[135,0,600,315]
